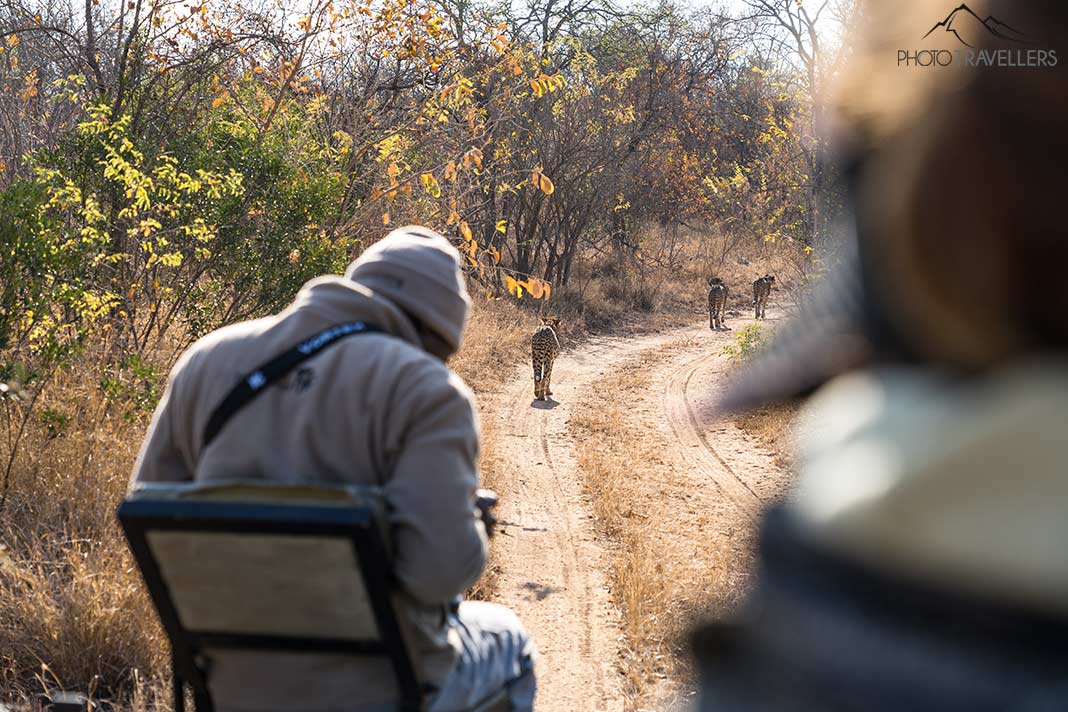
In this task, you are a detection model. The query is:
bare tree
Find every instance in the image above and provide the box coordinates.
[741,0,856,246]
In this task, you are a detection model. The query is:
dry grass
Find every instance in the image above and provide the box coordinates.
[0,366,169,706]
[734,402,801,471]
[452,297,530,394]
[570,343,748,711]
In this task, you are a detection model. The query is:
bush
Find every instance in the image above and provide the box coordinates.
[721,323,766,363]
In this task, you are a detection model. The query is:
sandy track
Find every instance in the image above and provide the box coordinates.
[663,351,765,525]
[485,313,788,711]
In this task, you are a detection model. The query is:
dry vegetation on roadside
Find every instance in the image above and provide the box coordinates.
[0,363,170,706]
[570,341,753,711]
[734,403,801,471]
[718,319,802,471]
[551,226,807,338]
[452,298,528,602]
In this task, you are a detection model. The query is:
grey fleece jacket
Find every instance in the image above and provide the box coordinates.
[130,275,488,710]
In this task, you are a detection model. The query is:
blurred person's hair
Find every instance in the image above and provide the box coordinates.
[832,0,1068,371]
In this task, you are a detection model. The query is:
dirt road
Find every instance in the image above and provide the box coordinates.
[484,312,790,711]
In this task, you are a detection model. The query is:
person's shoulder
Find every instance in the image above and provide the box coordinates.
[367,336,474,404]
[169,317,274,381]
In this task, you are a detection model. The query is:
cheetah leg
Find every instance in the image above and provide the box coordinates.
[533,359,543,399]
[544,360,554,398]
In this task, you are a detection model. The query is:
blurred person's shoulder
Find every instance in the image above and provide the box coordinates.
[791,360,1068,616]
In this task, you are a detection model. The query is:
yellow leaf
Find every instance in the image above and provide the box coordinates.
[459,221,472,241]
[382,212,391,226]
[212,95,227,108]
[463,148,483,170]
[538,173,555,195]
[421,173,441,198]
[504,275,522,299]
[495,220,507,234]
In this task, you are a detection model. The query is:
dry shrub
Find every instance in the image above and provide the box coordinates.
[551,238,704,333]
[0,365,169,705]
[0,539,165,703]
[547,223,807,335]
[451,297,529,393]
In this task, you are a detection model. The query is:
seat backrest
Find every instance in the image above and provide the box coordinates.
[118,481,423,711]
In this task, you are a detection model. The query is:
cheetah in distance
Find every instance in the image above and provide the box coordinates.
[531,317,561,401]
[707,278,730,331]
[753,274,775,319]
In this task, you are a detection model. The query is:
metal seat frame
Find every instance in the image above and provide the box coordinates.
[119,495,506,712]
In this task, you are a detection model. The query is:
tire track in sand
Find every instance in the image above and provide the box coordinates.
[663,350,765,523]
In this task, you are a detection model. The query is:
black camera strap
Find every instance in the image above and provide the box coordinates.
[202,321,384,449]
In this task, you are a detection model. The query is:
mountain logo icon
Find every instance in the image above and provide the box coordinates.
[922,3,1029,48]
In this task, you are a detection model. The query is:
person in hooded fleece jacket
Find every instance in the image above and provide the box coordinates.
[132,226,536,712]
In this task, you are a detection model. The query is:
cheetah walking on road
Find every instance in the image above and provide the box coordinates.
[753,274,775,319]
[708,278,730,331]
[531,317,561,401]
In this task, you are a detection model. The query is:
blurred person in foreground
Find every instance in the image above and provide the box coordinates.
[131,226,536,711]
[693,1,1068,709]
